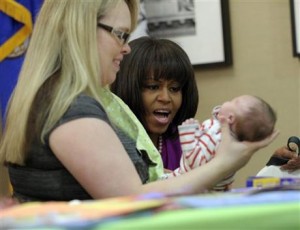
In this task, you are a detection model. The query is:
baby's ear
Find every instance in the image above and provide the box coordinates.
[227,113,235,124]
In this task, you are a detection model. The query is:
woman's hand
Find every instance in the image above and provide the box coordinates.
[215,115,279,172]
[274,146,298,159]
[281,157,300,172]
[274,146,300,172]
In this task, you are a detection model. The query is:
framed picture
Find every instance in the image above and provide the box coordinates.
[130,0,232,67]
[290,0,300,57]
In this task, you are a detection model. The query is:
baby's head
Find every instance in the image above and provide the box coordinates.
[218,95,277,141]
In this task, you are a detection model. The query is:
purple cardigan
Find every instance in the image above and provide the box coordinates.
[160,136,182,170]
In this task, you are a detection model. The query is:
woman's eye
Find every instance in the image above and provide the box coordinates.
[145,84,159,90]
[170,86,181,92]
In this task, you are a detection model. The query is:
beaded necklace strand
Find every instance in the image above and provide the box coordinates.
[158,135,163,154]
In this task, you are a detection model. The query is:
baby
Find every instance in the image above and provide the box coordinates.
[163,95,277,191]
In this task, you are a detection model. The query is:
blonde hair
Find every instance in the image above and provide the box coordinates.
[0,0,139,164]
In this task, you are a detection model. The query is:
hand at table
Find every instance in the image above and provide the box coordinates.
[275,146,300,172]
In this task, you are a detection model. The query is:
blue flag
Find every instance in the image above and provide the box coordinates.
[0,0,43,126]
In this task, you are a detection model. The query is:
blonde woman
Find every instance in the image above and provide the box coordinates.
[0,0,278,202]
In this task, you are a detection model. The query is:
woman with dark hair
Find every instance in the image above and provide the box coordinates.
[111,36,198,171]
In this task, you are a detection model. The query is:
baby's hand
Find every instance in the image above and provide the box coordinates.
[182,118,199,125]
[178,118,201,140]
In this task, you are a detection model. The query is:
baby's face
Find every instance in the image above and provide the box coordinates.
[218,95,256,122]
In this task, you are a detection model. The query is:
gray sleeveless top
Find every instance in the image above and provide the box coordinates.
[9,94,152,202]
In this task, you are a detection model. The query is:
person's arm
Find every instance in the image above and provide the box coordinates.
[50,118,144,198]
[176,120,201,174]
[49,116,278,198]
[175,118,219,173]
[162,118,214,177]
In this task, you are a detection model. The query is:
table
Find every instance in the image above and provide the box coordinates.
[0,186,299,229]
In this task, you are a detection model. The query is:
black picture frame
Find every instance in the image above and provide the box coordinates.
[290,0,300,57]
[131,0,232,67]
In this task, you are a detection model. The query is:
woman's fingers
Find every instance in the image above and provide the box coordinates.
[246,130,280,150]
[216,115,279,173]
[274,146,298,159]
[281,157,300,171]
[219,115,279,149]
[218,115,233,142]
